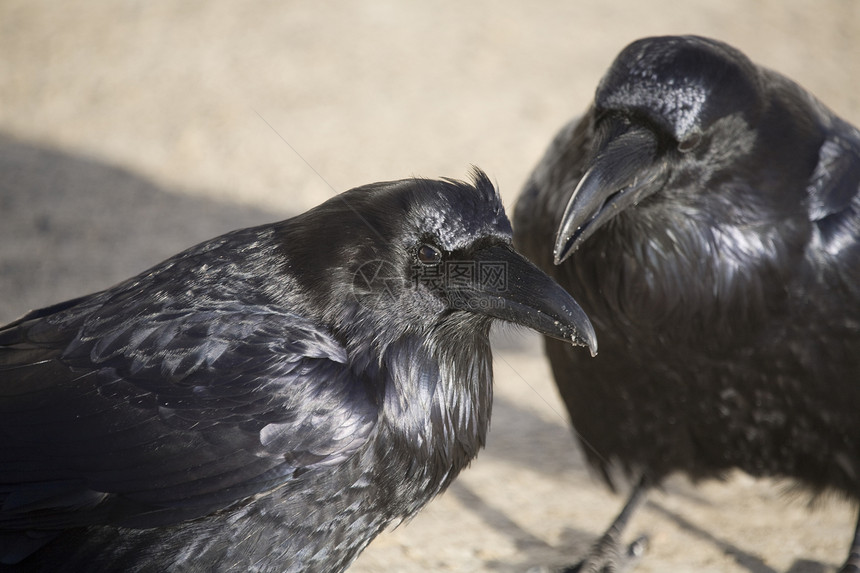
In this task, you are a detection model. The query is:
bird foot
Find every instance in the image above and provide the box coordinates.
[524,535,646,573]
[562,534,648,573]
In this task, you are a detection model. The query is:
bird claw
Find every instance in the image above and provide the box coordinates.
[564,534,649,573]
[525,534,647,573]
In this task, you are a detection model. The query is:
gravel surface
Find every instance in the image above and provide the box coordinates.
[1,2,858,571]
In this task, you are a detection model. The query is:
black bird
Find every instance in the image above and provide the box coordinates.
[514,35,860,571]
[0,169,596,572]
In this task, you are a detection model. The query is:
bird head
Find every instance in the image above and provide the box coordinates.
[282,169,597,355]
[553,35,810,264]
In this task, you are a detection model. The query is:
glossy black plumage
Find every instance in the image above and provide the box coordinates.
[514,36,860,570]
[0,169,596,572]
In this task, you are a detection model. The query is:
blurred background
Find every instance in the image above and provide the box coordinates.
[1,1,858,571]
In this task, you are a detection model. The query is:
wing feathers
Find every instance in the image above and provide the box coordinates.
[0,297,377,533]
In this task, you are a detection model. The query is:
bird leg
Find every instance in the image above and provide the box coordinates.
[839,510,860,573]
[565,477,650,573]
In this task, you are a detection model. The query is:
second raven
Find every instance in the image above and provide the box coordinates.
[515,36,860,571]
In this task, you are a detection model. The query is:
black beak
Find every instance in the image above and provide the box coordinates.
[554,118,668,264]
[455,244,597,356]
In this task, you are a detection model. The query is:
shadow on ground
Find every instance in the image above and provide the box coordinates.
[647,500,832,573]
[0,134,289,323]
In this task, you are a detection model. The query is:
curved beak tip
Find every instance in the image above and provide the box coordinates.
[575,321,598,357]
[553,208,581,265]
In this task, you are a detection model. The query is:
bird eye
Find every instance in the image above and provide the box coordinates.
[417,244,443,265]
[678,131,702,153]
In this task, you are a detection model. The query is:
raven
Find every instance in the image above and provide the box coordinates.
[514,35,860,572]
[0,169,596,572]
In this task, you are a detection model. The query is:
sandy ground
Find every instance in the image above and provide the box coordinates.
[1,2,859,571]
